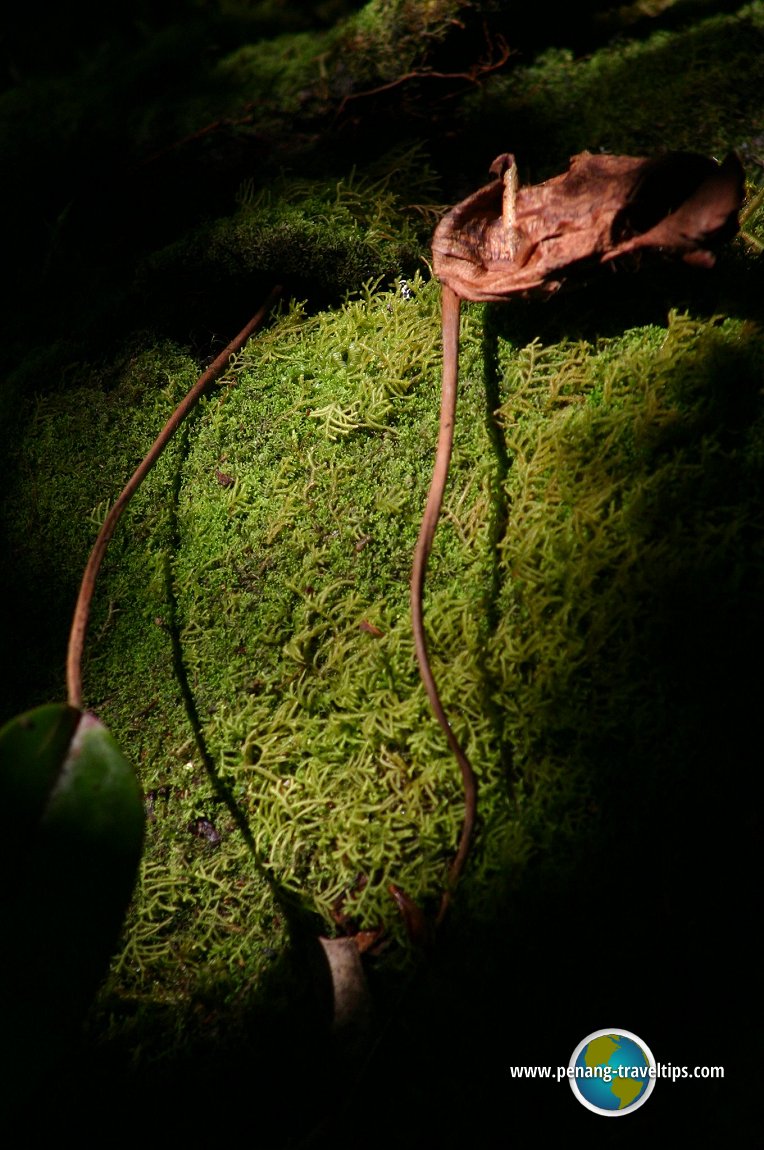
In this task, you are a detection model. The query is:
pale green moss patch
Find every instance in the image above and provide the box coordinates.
[9,273,762,1052]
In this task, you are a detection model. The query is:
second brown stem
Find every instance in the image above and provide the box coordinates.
[66,286,283,710]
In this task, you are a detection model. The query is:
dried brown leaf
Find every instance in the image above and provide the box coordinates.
[432,150,744,301]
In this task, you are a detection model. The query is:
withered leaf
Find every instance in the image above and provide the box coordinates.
[388,883,433,949]
[432,150,744,301]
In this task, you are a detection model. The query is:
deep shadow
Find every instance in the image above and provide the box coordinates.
[165,420,326,951]
[475,309,518,793]
[483,248,764,351]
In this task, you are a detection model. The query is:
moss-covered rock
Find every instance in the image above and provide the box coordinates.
[2,0,763,1141]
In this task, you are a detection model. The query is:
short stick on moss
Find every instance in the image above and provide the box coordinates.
[66,285,283,710]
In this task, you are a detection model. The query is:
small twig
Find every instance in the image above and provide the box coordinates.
[739,182,764,251]
[740,180,764,228]
[336,34,512,118]
[740,229,764,252]
[66,285,283,710]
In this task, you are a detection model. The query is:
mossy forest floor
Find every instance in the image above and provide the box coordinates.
[2,1,763,1142]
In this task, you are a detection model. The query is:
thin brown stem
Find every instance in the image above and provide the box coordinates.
[410,283,477,926]
[66,285,283,710]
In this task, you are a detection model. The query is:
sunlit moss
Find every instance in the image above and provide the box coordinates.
[10,268,763,1054]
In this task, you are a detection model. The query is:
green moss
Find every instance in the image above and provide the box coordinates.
[0,342,201,714]
[3,0,764,1116]
[11,267,763,1063]
[141,156,434,311]
[466,2,764,168]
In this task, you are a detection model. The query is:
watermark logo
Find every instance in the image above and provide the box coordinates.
[569,1029,656,1116]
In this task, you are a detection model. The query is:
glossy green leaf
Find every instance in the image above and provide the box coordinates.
[0,701,81,851]
[0,704,145,1075]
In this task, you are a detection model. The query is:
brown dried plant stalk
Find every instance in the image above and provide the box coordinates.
[67,286,283,710]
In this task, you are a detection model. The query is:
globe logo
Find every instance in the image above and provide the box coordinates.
[569,1029,656,1115]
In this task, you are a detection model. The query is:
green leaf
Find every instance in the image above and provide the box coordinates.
[0,701,81,852]
[0,703,145,1077]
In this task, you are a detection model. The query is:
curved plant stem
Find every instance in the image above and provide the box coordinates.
[66,285,283,709]
[410,283,477,926]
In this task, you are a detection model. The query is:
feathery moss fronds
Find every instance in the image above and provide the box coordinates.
[10,269,763,1050]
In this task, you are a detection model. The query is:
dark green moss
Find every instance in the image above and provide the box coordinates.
[464,2,764,173]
